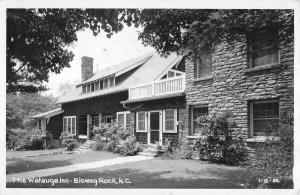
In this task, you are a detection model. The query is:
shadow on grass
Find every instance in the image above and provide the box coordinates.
[6,159,73,174]
[6,168,246,188]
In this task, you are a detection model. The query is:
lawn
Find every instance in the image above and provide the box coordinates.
[6,150,120,174]
[7,158,252,188]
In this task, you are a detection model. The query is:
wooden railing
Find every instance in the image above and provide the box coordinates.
[129,75,185,100]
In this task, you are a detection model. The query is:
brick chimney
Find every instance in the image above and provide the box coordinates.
[81,56,93,81]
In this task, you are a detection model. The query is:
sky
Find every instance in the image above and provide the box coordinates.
[44,26,154,96]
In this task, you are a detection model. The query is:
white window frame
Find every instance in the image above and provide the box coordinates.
[104,115,114,124]
[63,116,76,135]
[136,111,147,132]
[117,111,130,127]
[163,109,178,133]
[249,99,280,138]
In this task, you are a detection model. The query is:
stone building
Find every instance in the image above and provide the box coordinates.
[51,28,294,147]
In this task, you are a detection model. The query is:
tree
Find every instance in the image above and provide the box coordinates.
[7,9,126,92]
[127,9,294,56]
[6,93,59,129]
[7,9,293,92]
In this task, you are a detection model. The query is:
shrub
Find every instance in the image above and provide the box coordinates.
[115,136,142,156]
[160,139,193,159]
[93,122,141,155]
[46,139,61,149]
[60,132,79,151]
[195,112,247,165]
[91,141,107,151]
[30,137,44,150]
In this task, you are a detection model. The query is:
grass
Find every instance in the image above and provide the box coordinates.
[7,159,251,188]
[6,150,120,174]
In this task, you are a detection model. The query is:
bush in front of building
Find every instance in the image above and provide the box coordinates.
[60,132,79,151]
[195,112,248,165]
[115,135,142,156]
[160,139,194,159]
[7,128,45,150]
[92,122,142,155]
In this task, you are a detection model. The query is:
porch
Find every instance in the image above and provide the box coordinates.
[128,75,185,101]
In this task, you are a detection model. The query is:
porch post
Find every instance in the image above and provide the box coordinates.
[87,114,91,140]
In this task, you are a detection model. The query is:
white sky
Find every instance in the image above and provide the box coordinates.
[44,26,154,96]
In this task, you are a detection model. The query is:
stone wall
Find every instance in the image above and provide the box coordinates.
[185,37,294,139]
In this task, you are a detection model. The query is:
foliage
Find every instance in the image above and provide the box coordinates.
[115,136,142,156]
[60,132,79,151]
[7,128,45,150]
[127,9,294,56]
[93,122,141,155]
[160,139,193,160]
[46,140,61,150]
[194,112,247,165]
[7,9,126,92]
[7,9,293,92]
[6,92,58,129]
[248,111,294,183]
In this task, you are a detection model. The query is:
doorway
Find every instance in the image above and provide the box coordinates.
[147,110,162,145]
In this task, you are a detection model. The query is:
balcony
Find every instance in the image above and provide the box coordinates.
[128,75,185,100]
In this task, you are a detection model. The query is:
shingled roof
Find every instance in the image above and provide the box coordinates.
[58,52,182,104]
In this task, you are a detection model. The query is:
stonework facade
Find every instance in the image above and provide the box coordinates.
[185,36,294,139]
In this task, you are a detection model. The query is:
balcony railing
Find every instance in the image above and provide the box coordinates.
[129,75,185,100]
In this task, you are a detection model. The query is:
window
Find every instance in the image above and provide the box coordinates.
[109,77,115,87]
[100,80,103,89]
[117,111,131,127]
[104,115,114,124]
[195,46,212,78]
[94,81,99,91]
[191,105,208,135]
[103,79,108,89]
[163,109,177,133]
[63,116,76,135]
[92,114,99,127]
[136,112,147,132]
[250,100,279,137]
[87,84,91,93]
[82,85,87,93]
[91,83,95,92]
[248,30,279,68]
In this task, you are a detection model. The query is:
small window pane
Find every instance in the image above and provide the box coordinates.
[192,106,208,134]
[196,47,212,78]
[103,79,108,89]
[252,101,279,136]
[94,82,99,91]
[109,77,114,87]
[100,80,103,89]
[126,113,131,127]
[137,112,145,131]
[63,118,67,132]
[82,85,87,93]
[87,84,91,92]
[67,118,71,133]
[118,114,125,126]
[165,110,175,131]
[71,117,76,134]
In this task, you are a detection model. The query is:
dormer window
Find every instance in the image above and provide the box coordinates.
[81,76,115,94]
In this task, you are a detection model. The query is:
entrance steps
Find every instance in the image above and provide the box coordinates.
[138,144,164,157]
[75,140,96,153]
